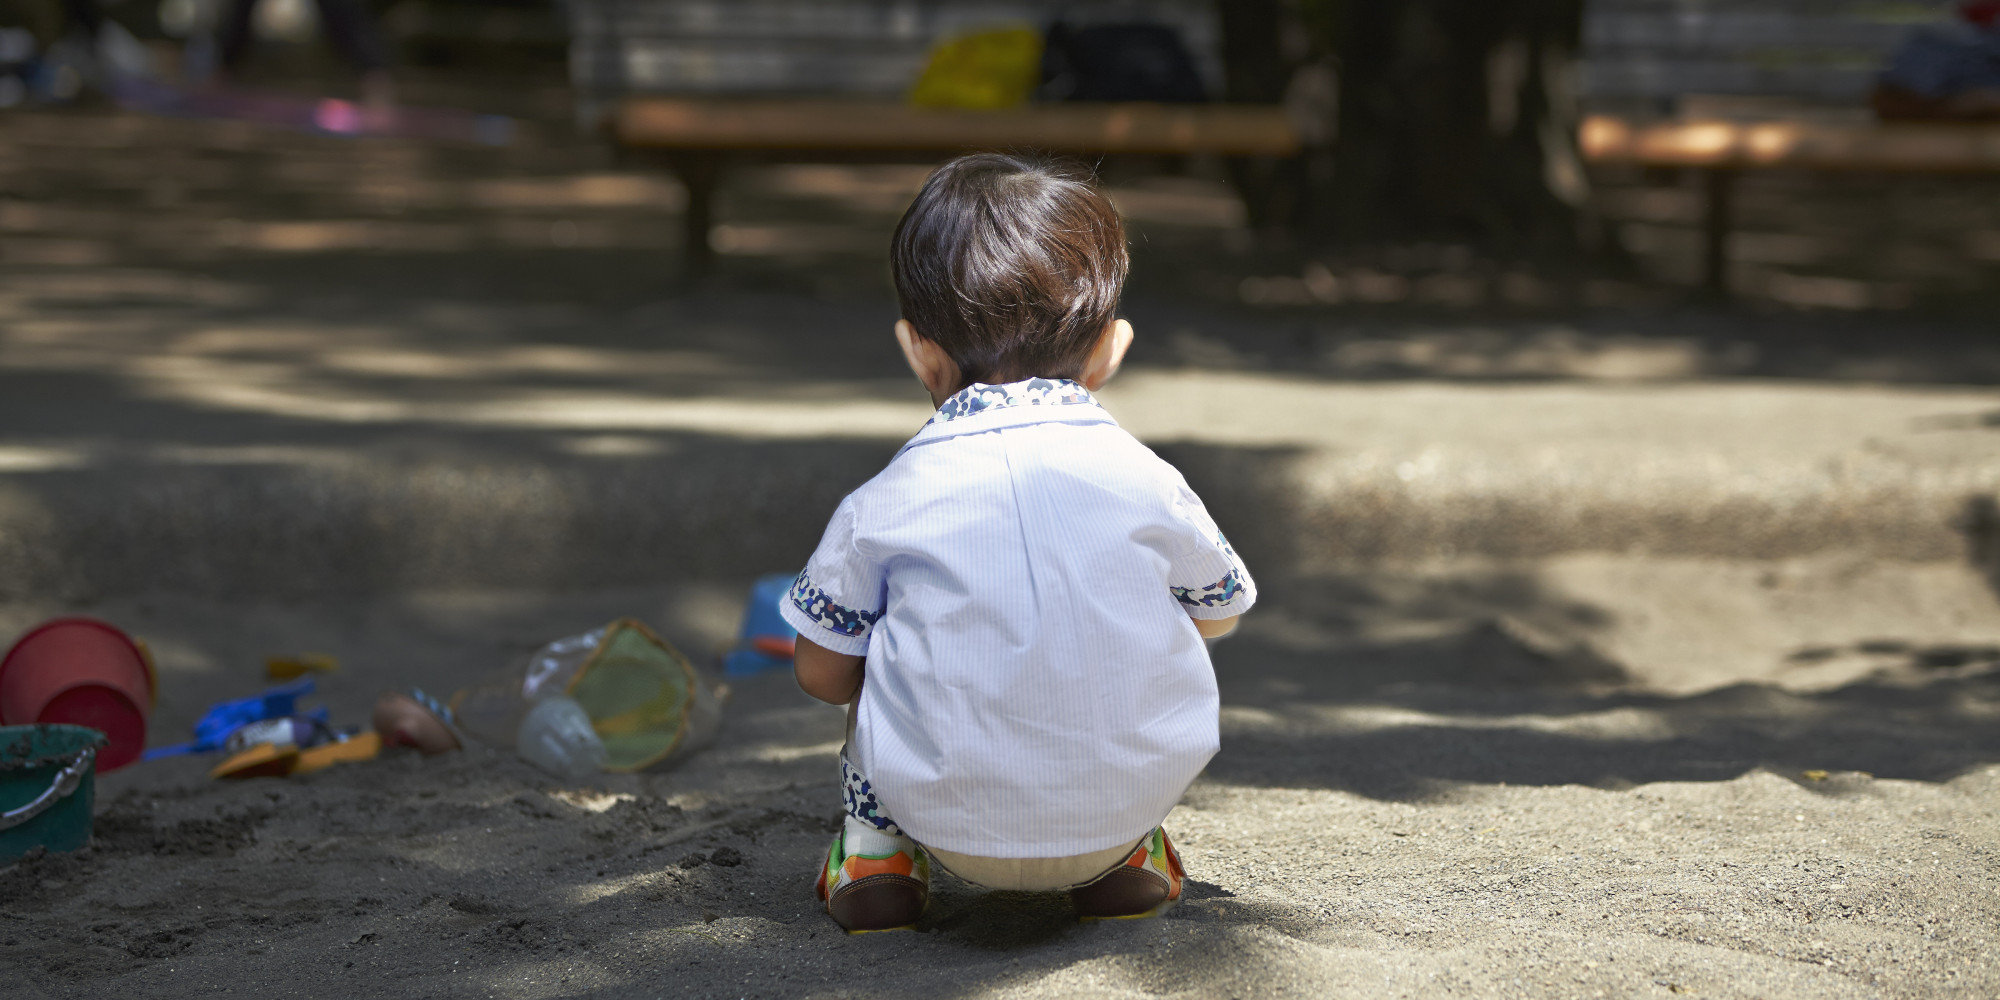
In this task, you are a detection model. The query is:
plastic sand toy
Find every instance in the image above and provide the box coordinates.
[265,654,339,680]
[0,618,157,772]
[723,573,802,677]
[0,724,106,860]
[372,689,461,754]
[453,618,725,776]
[143,678,321,760]
[210,729,381,780]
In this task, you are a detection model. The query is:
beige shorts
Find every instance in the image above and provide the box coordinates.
[844,704,1144,892]
[924,838,1142,892]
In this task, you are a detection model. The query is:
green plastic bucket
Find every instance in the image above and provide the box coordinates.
[0,724,106,861]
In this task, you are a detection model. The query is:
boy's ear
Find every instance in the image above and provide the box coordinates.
[1079,319,1134,391]
[895,320,962,407]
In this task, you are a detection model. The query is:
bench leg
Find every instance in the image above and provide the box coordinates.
[1224,154,1303,239]
[669,152,722,280]
[1701,168,1735,298]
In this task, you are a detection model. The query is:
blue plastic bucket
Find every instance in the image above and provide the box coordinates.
[724,573,802,677]
[0,724,106,861]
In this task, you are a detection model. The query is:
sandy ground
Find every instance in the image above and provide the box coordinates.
[3,554,1998,1000]
[2,99,1999,998]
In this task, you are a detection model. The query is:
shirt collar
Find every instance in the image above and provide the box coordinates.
[898,377,1114,454]
[928,377,1101,425]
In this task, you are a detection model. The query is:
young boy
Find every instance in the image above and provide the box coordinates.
[779,153,1255,932]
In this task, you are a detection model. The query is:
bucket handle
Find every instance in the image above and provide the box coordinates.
[0,746,96,832]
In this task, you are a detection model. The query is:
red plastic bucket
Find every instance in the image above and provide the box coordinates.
[0,619,156,772]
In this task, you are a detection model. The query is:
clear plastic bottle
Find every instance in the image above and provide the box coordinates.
[514,696,607,782]
[451,627,606,749]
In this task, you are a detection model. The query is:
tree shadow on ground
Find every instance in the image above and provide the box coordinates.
[1120,297,2000,387]
[10,103,2000,399]
[1966,495,2000,601]
[1206,575,2000,800]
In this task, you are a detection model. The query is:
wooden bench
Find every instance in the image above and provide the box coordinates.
[609,98,1300,275]
[565,0,1294,275]
[1579,115,2000,294]
[1577,0,2000,294]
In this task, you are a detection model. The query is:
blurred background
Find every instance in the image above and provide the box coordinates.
[1,0,1999,312]
[0,0,1996,692]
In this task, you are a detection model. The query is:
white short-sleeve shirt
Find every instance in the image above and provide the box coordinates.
[778,378,1256,858]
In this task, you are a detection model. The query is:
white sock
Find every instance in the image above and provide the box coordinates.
[844,815,915,859]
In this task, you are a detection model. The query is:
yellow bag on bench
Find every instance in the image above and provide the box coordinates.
[908,26,1044,110]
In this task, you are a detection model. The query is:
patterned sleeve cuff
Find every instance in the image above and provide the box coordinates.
[779,570,880,656]
[1172,568,1252,620]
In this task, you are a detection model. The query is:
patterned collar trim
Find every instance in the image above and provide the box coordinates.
[927,378,1100,425]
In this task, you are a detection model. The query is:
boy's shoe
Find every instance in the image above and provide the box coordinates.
[815,830,929,932]
[1070,827,1184,921]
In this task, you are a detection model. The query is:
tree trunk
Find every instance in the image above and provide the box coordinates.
[1218,0,1291,103]
[1217,0,1303,232]
[1223,0,1592,254]
[1330,0,1588,251]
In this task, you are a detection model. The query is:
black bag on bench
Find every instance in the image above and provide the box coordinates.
[1039,22,1207,103]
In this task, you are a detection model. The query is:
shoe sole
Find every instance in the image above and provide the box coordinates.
[827,873,928,932]
[1078,897,1178,922]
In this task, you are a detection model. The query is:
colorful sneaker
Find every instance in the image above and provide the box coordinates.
[814,830,929,932]
[1070,827,1184,921]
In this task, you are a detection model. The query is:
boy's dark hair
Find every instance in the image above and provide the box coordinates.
[890,154,1129,388]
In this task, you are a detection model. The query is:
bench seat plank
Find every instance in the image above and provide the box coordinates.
[613,98,1301,157]
[1581,114,2000,172]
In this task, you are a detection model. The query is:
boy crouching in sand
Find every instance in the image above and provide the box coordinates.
[779,153,1256,932]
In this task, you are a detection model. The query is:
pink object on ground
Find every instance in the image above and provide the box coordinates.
[0,618,156,772]
[313,99,361,134]
[371,691,460,755]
